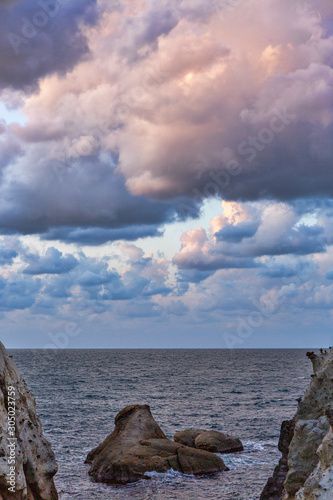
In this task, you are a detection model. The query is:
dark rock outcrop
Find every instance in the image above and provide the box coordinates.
[260,348,333,500]
[174,428,243,453]
[0,342,58,500]
[260,419,295,500]
[85,404,228,484]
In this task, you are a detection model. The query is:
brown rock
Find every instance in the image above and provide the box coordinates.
[174,428,243,454]
[85,404,228,485]
[174,428,206,448]
[195,431,244,454]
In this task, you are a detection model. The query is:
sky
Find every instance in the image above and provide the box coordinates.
[0,0,333,349]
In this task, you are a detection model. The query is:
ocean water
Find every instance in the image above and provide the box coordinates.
[10,349,312,500]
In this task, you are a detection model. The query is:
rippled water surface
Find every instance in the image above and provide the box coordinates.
[11,349,312,500]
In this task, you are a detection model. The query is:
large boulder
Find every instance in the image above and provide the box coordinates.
[195,431,243,453]
[173,428,206,448]
[260,348,333,500]
[174,428,244,453]
[0,342,58,500]
[85,404,228,484]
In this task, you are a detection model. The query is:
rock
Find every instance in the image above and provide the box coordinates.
[286,416,329,497]
[174,428,206,448]
[0,341,58,500]
[85,404,228,484]
[260,348,333,500]
[174,428,243,453]
[260,419,295,500]
[195,431,244,453]
[294,409,333,500]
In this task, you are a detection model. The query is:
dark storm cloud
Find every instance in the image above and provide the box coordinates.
[215,221,259,243]
[0,0,99,91]
[40,225,164,245]
[0,150,199,242]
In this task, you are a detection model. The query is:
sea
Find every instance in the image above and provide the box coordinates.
[10,349,312,500]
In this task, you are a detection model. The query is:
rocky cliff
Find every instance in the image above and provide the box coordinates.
[261,348,333,500]
[0,342,58,500]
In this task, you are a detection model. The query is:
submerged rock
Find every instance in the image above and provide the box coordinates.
[85,404,228,484]
[260,348,333,500]
[174,428,243,454]
[0,341,58,500]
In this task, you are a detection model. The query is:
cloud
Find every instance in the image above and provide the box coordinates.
[174,201,328,272]
[40,225,164,245]
[43,275,73,298]
[23,247,78,274]
[216,221,259,243]
[116,300,163,318]
[167,299,188,316]
[0,150,197,239]
[1,0,333,347]
[0,245,18,265]
[259,257,318,278]
[95,0,333,202]
[326,270,333,280]
[0,0,98,91]
[0,276,41,311]
[0,0,331,243]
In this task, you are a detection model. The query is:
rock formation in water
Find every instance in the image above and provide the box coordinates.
[174,428,243,453]
[261,348,333,500]
[85,404,229,484]
[0,341,58,500]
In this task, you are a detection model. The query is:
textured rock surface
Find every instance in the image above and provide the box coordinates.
[174,428,243,453]
[195,431,243,453]
[174,428,206,448]
[261,348,333,500]
[260,419,295,500]
[294,409,333,500]
[0,342,58,500]
[86,404,228,484]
